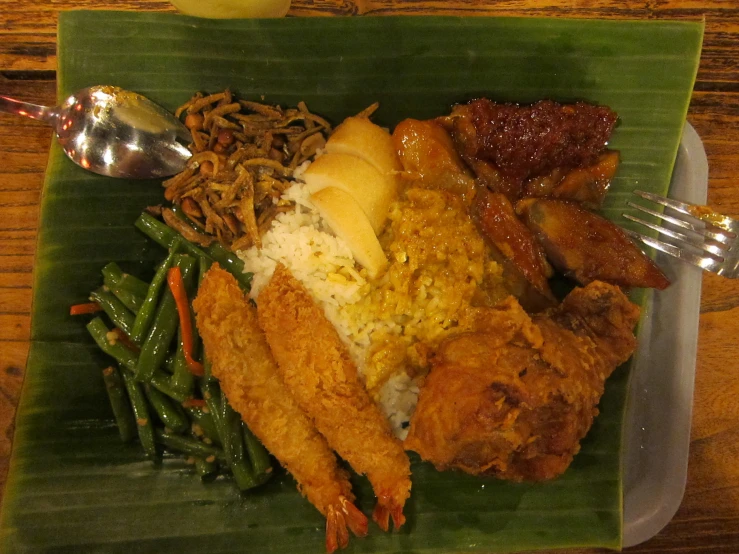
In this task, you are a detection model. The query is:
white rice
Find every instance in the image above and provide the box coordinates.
[378,372,420,441]
[237,180,420,439]
[239,183,365,306]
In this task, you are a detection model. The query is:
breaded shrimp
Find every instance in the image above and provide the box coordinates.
[257,264,412,531]
[193,265,368,552]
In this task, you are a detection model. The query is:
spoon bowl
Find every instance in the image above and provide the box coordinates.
[0,86,192,179]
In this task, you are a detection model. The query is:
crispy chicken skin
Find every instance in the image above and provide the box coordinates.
[257,264,412,531]
[405,281,640,481]
[193,265,368,552]
[517,198,670,290]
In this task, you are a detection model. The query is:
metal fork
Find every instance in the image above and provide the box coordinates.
[624,190,739,277]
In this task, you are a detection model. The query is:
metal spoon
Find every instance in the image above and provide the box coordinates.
[0,85,192,179]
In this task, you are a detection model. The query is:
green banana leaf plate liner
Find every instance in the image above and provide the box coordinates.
[0,11,702,553]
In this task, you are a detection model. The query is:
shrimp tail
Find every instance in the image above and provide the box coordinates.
[326,504,351,553]
[372,493,406,532]
[340,495,369,537]
[391,503,406,530]
[372,503,390,532]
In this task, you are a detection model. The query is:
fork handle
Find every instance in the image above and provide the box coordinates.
[0,95,57,124]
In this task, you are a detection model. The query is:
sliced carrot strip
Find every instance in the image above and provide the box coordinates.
[167,266,205,376]
[70,302,103,316]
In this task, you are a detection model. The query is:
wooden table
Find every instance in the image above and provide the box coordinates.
[1,1,738,552]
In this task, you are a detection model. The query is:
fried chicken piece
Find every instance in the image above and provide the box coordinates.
[193,265,368,552]
[548,280,642,371]
[257,264,412,531]
[517,197,670,290]
[405,281,640,481]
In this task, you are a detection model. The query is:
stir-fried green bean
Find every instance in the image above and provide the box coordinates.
[144,385,189,434]
[222,398,245,463]
[150,372,189,403]
[102,366,137,443]
[102,262,149,298]
[134,282,178,382]
[87,317,188,402]
[90,287,136,337]
[170,339,195,401]
[135,211,252,290]
[130,242,181,345]
[103,281,144,315]
[183,258,201,360]
[163,352,176,374]
[121,368,158,460]
[220,393,259,491]
[200,380,260,488]
[195,457,218,478]
[169,254,199,397]
[243,424,272,478]
[135,254,195,383]
[84,219,271,492]
[118,274,149,299]
[201,381,226,443]
[101,263,148,314]
[198,255,212,285]
[154,429,224,461]
[184,405,221,446]
[87,317,138,371]
[101,262,125,286]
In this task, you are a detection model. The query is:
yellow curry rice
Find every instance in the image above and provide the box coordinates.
[339,186,497,391]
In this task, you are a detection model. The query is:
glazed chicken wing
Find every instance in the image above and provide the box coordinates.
[474,189,555,302]
[405,281,640,481]
[517,197,670,290]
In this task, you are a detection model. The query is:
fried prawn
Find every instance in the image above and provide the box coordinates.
[193,265,367,552]
[257,264,412,531]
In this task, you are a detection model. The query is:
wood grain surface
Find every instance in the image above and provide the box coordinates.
[1,1,739,552]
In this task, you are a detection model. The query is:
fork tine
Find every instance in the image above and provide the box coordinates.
[634,189,739,236]
[627,201,732,245]
[623,213,727,257]
[633,190,696,216]
[626,230,721,272]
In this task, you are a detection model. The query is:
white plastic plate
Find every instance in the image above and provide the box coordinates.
[623,122,707,546]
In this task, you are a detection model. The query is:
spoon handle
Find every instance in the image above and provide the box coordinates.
[0,96,57,124]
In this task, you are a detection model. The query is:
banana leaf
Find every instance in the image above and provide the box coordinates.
[0,11,702,553]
